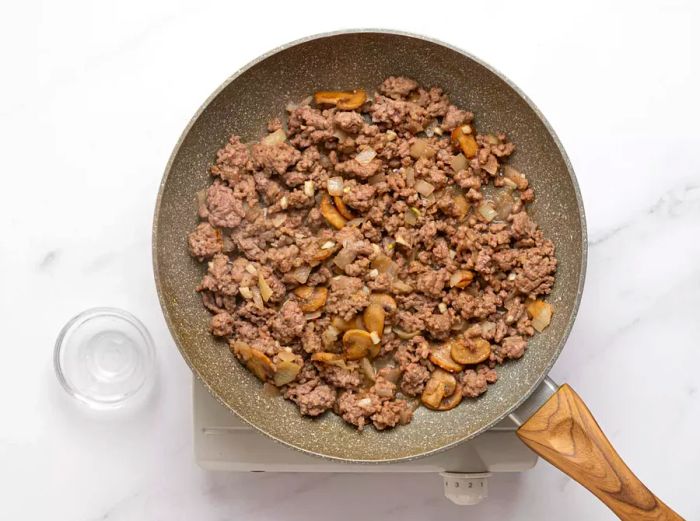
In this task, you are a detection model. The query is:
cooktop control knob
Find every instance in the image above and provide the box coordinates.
[440,472,491,505]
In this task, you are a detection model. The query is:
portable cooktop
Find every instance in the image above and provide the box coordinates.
[193,379,537,505]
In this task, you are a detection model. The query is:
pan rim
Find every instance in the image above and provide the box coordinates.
[152,28,588,464]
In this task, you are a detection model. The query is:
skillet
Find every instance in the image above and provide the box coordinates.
[153,30,682,520]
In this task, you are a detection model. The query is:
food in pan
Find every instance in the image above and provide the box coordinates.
[187,76,556,431]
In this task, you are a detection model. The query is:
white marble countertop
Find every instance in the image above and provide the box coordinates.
[2,1,699,519]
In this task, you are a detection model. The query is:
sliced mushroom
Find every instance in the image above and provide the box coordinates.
[313,89,367,110]
[363,303,385,336]
[449,270,474,289]
[293,285,328,313]
[369,293,397,314]
[332,315,365,332]
[450,337,491,365]
[333,196,354,220]
[451,126,478,158]
[429,344,465,373]
[231,341,275,382]
[273,360,301,386]
[342,329,373,360]
[310,352,347,368]
[421,369,458,410]
[320,194,347,229]
[504,165,529,190]
[392,327,420,340]
[437,384,463,411]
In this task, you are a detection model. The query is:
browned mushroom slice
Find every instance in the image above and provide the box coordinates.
[451,125,478,158]
[368,293,397,314]
[273,361,301,386]
[392,327,420,340]
[437,384,463,411]
[310,352,347,368]
[293,285,328,313]
[313,89,367,110]
[449,270,474,289]
[450,337,491,365]
[363,303,385,336]
[230,341,276,382]
[429,344,465,373]
[332,315,365,332]
[421,369,458,410]
[342,329,373,360]
[333,196,354,220]
[320,194,347,229]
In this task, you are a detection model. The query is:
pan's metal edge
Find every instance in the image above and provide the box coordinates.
[152,28,588,465]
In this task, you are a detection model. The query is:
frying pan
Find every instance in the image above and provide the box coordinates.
[153,30,683,520]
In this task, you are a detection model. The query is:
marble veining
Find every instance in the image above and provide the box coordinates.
[2,2,699,520]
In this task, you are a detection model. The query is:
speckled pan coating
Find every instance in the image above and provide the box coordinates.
[152,30,587,463]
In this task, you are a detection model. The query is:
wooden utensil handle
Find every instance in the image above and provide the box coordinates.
[516,384,683,520]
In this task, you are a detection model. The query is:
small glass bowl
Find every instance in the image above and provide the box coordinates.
[54,307,155,409]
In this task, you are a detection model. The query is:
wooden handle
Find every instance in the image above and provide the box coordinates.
[517,384,683,520]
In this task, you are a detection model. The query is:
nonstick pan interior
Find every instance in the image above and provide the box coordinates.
[153,30,587,462]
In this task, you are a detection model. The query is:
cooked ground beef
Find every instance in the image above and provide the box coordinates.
[187,77,557,431]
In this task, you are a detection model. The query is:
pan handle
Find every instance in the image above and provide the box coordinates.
[510,379,684,521]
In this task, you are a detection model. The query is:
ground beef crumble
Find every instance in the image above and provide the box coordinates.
[187,77,557,431]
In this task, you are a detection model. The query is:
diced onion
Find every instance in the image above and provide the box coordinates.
[333,246,357,270]
[478,201,498,222]
[482,155,499,175]
[368,173,386,185]
[385,130,397,142]
[277,350,298,363]
[371,254,397,276]
[527,300,553,332]
[239,286,253,299]
[271,213,287,227]
[360,358,376,382]
[504,165,529,190]
[327,177,344,196]
[261,128,286,146]
[494,190,514,220]
[322,325,340,347]
[252,288,264,309]
[415,179,435,197]
[409,139,435,159]
[262,382,281,397]
[370,331,381,344]
[357,398,373,408]
[305,311,322,321]
[245,264,257,275]
[304,180,315,197]
[450,153,468,172]
[503,177,518,189]
[196,189,207,209]
[404,208,417,226]
[395,235,410,247]
[405,167,415,187]
[291,265,311,284]
[392,280,413,293]
[355,148,377,165]
[381,366,402,383]
[285,101,298,113]
[438,303,448,313]
[258,274,273,302]
[321,241,336,250]
[279,196,288,209]
[346,217,364,227]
